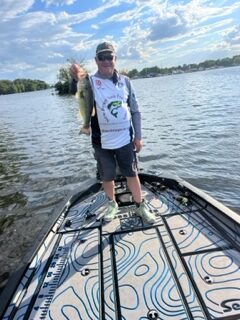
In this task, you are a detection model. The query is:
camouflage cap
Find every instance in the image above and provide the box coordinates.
[96,42,115,54]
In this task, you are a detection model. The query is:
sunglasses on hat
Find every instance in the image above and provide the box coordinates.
[97,53,114,61]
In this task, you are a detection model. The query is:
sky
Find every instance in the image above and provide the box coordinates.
[0,0,239,84]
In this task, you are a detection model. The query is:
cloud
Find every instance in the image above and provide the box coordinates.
[91,24,99,30]
[42,0,77,6]
[1,0,240,83]
[115,0,240,68]
[102,8,139,23]
[146,0,229,42]
[0,0,124,81]
[224,25,240,45]
[0,8,94,82]
[148,14,189,41]
[118,45,142,60]
[0,0,34,21]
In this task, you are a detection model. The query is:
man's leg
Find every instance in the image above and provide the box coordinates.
[126,176,142,203]
[103,180,118,221]
[93,145,118,222]
[126,175,156,224]
[103,180,115,201]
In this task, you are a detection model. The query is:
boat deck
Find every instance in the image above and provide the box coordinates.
[2,174,240,319]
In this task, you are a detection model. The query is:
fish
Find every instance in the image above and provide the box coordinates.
[76,73,94,135]
[107,101,122,118]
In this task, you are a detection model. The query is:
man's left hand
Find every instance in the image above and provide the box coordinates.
[134,138,143,153]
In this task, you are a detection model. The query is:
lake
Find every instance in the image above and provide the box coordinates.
[0,66,240,290]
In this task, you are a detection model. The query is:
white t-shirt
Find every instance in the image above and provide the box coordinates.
[90,75,132,149]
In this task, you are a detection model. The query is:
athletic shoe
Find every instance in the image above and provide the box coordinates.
[104,200,118,222]
[136,200,156,224]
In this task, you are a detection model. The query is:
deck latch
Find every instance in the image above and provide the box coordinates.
[147,309,160,319]
[81,268,90,276]
[204,275,213,284]
[179,229,187,235]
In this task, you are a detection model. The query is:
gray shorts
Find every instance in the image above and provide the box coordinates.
[93,143,138,181]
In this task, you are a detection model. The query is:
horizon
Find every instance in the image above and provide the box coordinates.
[0,0,239,84]
[0,54,239,85]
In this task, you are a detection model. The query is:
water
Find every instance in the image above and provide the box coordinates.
[0,66,239,290]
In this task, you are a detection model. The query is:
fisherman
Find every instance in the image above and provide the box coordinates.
[70,42,156,224]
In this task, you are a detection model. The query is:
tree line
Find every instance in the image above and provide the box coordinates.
[127,55,240,78]
[0,79,50,95]
[54,54,240,95]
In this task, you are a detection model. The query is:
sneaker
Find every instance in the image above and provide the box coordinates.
[136,200,156,224]
[104,200,118,222]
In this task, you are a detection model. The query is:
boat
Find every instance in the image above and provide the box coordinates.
[0,172,240,319]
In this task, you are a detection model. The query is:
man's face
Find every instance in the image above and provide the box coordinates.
[95,51,116,78]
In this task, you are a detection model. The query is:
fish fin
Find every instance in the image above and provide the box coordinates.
[77,110,82,119]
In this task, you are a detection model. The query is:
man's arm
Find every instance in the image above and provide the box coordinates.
[125,77,143,152]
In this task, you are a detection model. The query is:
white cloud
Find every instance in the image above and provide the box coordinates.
[42,0,77,6]
[0,0,239,82]
[0,0,34,21]
[224,25,240,45]
[115,0,240,62]
[0,62,32,73]
[103,8,139,23]
[0,7,95,82]
[148,14,189,41]
[48,52,64,59]
[91,24,99,30]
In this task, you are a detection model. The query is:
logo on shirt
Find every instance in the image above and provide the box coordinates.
[95,79,102,88]
[107,101,121,118]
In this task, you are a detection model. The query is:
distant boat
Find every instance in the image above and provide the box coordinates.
[1,172,240,319]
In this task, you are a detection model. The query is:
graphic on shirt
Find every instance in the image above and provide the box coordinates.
[107,101,122,118]
[95,79,101,88]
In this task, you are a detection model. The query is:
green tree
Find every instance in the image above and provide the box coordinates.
[54,58,85,95]
[13,79,25,92]
[54,66,72,95]
[233,55,240,65]
[221,57,232,67]
[128,68,139,78]
[0,79,49,95]
[0,80,13,94]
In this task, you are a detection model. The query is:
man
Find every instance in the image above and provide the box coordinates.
[70,42,155,224]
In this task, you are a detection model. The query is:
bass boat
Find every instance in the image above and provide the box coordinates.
[0,172,240,320]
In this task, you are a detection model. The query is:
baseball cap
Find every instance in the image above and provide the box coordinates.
[96,42,115,54]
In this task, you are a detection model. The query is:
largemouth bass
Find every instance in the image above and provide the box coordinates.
[76,74,94,135]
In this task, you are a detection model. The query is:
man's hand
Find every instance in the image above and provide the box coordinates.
[134,138,143,153]
[70,64,87,81]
